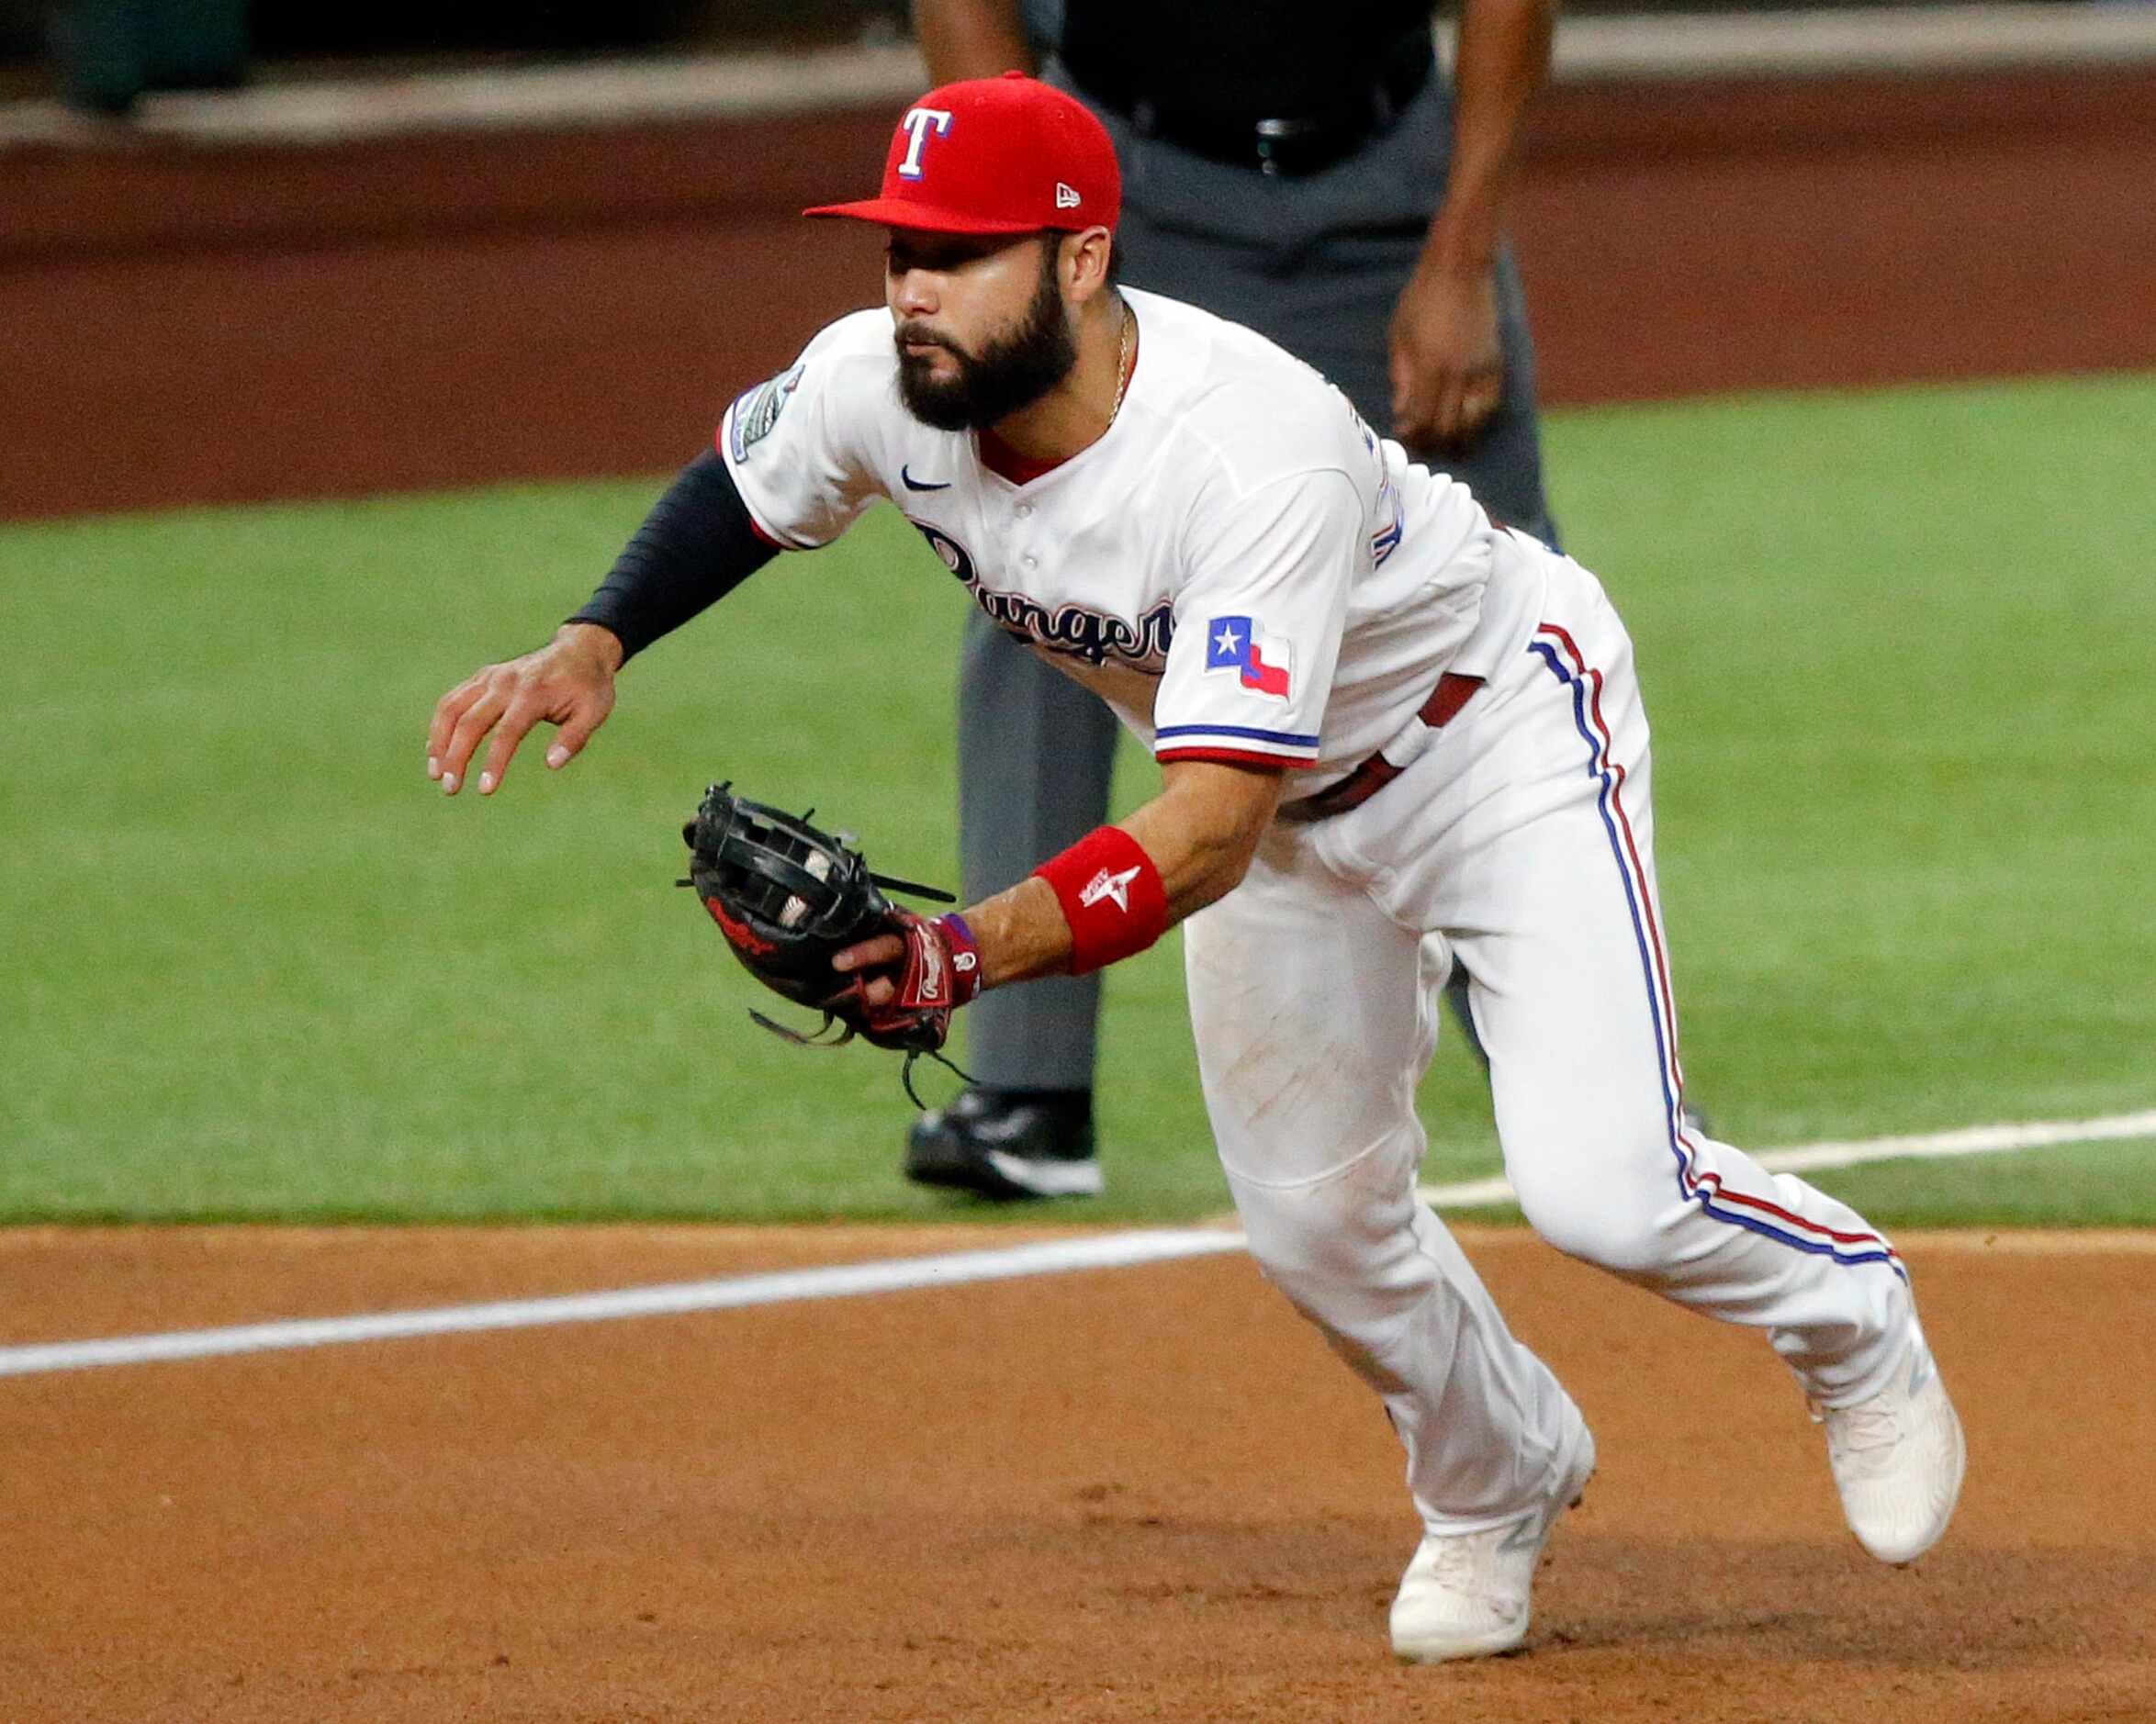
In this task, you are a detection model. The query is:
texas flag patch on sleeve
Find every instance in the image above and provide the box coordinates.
[1203,615,1293,700]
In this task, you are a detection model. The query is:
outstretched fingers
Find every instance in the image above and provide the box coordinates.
[427,675,484,782]
[475,697,549,794]
[543,684,614,773]
[435,685,509,795]
[428,634,620,799]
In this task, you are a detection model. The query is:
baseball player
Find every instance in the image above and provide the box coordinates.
[426,76,1966,1660]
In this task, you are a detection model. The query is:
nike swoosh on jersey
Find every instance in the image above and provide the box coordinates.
[901,465,951,492]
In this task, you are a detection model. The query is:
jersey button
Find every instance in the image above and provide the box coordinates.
[1023,554,1039,568]
[1016,504,1034,519]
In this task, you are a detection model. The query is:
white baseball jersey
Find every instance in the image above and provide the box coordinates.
[717,287,1542,797]
[715,282,1935,1563]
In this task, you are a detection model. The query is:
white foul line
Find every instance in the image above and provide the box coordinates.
[0,1229,1247,1380]
[1412,1107,2156,1210]
[1,1110,2149,1381]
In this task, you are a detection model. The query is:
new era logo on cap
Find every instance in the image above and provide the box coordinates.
[803,72,1121,238]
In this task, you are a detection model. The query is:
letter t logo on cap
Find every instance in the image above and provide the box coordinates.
[897,107,953,180]
[803,75,1122,235]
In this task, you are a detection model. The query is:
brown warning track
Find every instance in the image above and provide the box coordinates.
[2,65,2153,520]
[0,1226,2150,1720]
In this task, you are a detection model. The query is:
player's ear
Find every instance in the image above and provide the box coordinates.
[1061,226,1116,307]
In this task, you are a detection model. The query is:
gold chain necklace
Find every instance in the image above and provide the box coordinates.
[1109,300,1133,425]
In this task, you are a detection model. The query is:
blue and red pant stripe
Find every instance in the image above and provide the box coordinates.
[1529,621,1903,1277]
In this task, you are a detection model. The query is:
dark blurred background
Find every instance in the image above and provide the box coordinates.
[6,0,2149,521]
[2,0,909,68]
[0,0,2106,81]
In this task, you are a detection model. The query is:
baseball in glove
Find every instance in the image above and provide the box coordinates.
[681,783,983,1092]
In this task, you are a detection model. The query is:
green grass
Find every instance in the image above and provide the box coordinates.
[1797,1137,2156,1230]
[1433,1138,2156,1232]
[3,371,2151,1225]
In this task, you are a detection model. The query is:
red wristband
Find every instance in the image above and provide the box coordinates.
[1032,826,1168,975]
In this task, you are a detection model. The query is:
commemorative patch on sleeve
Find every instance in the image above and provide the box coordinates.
[727,364,803,463]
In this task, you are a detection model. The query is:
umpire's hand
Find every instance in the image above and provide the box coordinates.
[1388,258,1505,455]
[427,622,622,796]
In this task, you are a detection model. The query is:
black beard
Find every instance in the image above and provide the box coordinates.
[894,252,1078,432]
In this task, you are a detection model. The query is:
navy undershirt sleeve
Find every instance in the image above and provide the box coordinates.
[567,449,778,661]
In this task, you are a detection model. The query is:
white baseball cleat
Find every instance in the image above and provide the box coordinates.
[1388,1416,1596,1663]
[1813,1333,1967,1565]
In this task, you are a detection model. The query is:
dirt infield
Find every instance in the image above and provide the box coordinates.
[2,1226,2150,1720]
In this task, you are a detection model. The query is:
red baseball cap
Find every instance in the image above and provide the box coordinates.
[803,71,1120,236]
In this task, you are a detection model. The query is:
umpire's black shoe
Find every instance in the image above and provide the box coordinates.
[904,1087,1103,1201]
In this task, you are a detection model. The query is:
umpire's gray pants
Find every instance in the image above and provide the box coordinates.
[958,60,1555,1092]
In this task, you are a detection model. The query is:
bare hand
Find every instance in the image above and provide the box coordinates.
[426,622,623,796]
[1388,261,1505,454]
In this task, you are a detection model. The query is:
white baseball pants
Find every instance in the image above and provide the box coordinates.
[1183,542,1915,1534]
